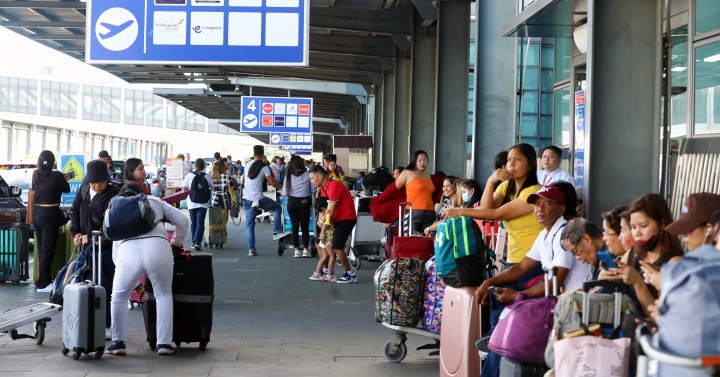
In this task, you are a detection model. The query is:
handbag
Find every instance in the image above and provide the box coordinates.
[25,189,34,224]
[554,336,630,377]
[229,205,241,226]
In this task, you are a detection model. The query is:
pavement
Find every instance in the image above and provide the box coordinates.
[0,213,440,377]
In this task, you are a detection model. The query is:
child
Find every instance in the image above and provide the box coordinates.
[309,197,336,282]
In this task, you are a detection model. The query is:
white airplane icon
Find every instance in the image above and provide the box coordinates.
[99,20,134,39]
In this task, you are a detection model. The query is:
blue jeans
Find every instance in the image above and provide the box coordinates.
[480,263,545,377]
[243,197,282,252]
[188,207,208,246]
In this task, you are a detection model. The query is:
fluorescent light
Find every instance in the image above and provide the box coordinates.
[703,54,720,63]
[671,67,687,72]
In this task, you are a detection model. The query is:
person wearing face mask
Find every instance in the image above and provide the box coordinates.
[537,145,575,187]
[395,150,437,232]
[602,193,683,316]
[461,179,482,207]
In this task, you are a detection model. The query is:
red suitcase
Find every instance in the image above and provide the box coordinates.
[161,190,189,204]
[440,286,483,377]
[392,203,434,261]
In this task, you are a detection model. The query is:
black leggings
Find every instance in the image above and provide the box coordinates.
[287,196,312,249]
[32,206,65,288]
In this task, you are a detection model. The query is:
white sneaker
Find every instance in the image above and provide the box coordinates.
[36,283,53,293]
[293,249,302,258]
[302,248,311,258]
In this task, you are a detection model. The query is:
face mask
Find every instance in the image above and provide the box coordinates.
[636,234,659,252]
[462,192,471,203]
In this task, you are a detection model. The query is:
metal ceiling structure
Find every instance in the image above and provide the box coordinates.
[0,0,438,150]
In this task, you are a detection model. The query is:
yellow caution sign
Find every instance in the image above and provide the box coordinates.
[63,157,83,182]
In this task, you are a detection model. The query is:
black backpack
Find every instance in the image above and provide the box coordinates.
[189,172,211,203]
[363,167,393,196]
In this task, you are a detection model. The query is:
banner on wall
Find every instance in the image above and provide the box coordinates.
[574,91,585,188]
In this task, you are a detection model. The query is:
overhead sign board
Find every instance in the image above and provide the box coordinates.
[86,0,309,66]
[282,145,312,155]
[240,96,313,134]
[269,132,313,147]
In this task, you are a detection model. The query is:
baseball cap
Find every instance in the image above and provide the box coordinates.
[98,150,111,159]
[666,193,720,235]
[527,186,565,205]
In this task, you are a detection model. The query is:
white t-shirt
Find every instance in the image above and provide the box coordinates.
[182,171,214,209]
[243,160,272,202]
[525,217,591,291]
[537,168,576,187]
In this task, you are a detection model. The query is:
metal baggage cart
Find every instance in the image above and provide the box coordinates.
[636,324,720,377]
[274,197,314,256]
[346,195,385,270]
[0,303,61,345]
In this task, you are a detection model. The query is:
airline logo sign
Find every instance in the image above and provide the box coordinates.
[241,96,313,134]
[86,0,309,65]
[269,132,312,148]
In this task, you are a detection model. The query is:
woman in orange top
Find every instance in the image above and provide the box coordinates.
[395,150,436,232]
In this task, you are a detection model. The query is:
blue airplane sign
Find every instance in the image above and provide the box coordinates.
[86,0,309,66]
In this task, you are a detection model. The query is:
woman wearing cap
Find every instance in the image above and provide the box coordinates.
[69,159,121,339]
[666,193,720,252]
[32,150,71,292]
[106,182,189,356]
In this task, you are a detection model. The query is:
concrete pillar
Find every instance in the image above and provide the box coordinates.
[410,35,437,171]
[382,72,396,168]
[473,0,517,181]
[373,90,383,168]
[435,1,470,177]
[584,0,661,222]
[393,59,412,167]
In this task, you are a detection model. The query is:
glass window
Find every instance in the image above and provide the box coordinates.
[0,76,8,112]
[670,27,688,139]
[541,93,553,115]
[696,0,720,35]
[541,69,554,92]
[541,45,554,69]
[522,68,539,90]
[554,38,571,83]
[554,87,571,146]
[694,41,720,133]
[521,115,538,137]
[540,116,553,138]
[520,91,538,113]
[518,42,540,66]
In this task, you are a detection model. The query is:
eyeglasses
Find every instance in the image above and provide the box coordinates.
[561,240,580,256]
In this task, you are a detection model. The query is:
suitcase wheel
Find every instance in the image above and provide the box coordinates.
[62,347,69,356]
[219,244,223,249]
[175,342,181,348]
[383,340,407,363]
[199,341,208,351]
[277,242,284,256]
[72,351,81,360]
[95,350,103,359]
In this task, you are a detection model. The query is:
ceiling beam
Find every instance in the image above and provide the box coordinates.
[310,34,396,59]
[0,21,85,28]
[0,1,85,9]
[310,7,413,35]
[411,0,438,27]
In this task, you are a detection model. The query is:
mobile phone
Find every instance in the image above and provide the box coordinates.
[597,251,618,269]
[626,249,636,267]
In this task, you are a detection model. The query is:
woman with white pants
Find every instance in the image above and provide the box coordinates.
[106,182,189,356]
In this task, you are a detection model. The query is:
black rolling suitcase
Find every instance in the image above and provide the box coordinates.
[142,251,214,350]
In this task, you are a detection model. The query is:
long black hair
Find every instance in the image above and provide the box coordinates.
[32,150,56,187]
[462,179,482,208]
[406,150,428,171]
[285,155,306,187]
[123,158,143,181]
[502,143,539,205]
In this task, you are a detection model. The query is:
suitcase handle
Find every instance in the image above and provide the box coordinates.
[582,280,625,293]
[92,230,102,286]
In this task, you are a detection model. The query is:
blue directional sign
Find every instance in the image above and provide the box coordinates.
[86,0,309,66]
[241,96,313,134]
[269,132,312,147]
[282,145,312,155]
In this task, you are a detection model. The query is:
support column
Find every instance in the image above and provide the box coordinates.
[435,1,470,177]
[473,0,517,180]
[382,72,396,168]
[373,89,383,168]
[584,0,661,222]
[410,35,437,171]
[393,59,412,167]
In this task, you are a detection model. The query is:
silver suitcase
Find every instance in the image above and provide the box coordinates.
[61,231,106,359]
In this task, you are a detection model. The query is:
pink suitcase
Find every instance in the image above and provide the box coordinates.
[440,286,482,377]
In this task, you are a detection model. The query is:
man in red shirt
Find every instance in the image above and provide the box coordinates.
[309,165,358,283]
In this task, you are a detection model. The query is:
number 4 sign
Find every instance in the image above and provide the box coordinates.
[240,96,313,134]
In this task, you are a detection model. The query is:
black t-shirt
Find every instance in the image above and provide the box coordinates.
[32,171,70,204]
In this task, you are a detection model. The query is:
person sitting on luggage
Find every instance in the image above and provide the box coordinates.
[600,194,683,316]
[70,159,121,341]
[475,186,591,377]
[309,196,334,281]
[242,145,283,257]
[309,165,358,284]
[106,182,189,356]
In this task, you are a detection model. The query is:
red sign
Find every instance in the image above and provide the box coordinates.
[263,103,273,113]
[298,104,310,115]
[575,92,585,105]
[262,116,273,126]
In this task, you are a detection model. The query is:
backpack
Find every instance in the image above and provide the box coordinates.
[433,216,495,287]
[189,172,211,203]
[363,167,393,196]
[49,246,92,305]
[103,193,161,241]
[657,244,720,376]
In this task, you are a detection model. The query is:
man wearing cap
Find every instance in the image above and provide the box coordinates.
[242,145,283,256]
[666,192,720,252]
[70,159,121,340]
[475,186,591,376]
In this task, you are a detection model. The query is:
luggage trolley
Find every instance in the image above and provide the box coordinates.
[0,303,61,345]
[346,195,385,270]
[636,324,720,377]
[274,197,314,256]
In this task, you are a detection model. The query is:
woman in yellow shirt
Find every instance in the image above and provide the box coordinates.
[445,143,543,265]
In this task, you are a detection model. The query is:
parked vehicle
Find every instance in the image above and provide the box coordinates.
[111,160,165,197]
